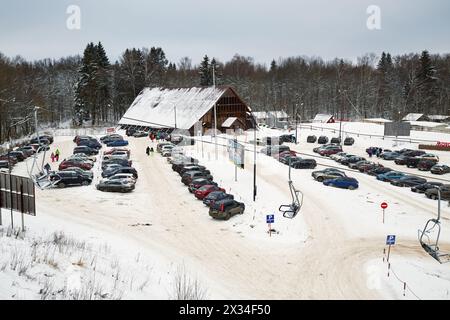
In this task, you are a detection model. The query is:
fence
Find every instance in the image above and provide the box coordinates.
[51,127,115,137]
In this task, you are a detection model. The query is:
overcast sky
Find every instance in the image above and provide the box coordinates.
[1,0,449,66]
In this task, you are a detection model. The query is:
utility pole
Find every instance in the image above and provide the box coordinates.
[253,119,257,201]
[212,65,218,160]
[174,105,177,129]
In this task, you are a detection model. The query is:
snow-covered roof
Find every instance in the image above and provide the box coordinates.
[221,117,238,128]
[252,111,288,119]
[407,121,447,128]
[402,113,425,121]
[119,87,227,129]
[364,118,392,123]
[428,115,450,121]
[313,114,334,122]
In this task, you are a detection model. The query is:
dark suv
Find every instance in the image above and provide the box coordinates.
[209,199,245,220]
[50,171,92,188]
[318,136,328,144]
[73,146,99,156]
[344,137,355,146]
[307,135,317,143]
[182,171,213,185]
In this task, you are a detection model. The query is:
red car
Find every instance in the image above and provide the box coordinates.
[275,150,297,161]
[319,146,343,156]
[104,148,131,157]
[59,160,92,171]
[194,185,226,200]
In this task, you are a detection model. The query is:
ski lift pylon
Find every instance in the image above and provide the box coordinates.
[279,158,303,219]
[418,187,450,264]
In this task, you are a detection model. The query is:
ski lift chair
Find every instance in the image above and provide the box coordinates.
[279,159,304,219]
[418,187,450,264]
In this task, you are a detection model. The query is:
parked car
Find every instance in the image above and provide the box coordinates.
[96,180,135,193]
[100,134,122,142]
[78,139,102,150]
[390,176,427,187]
[106,140,129,147]
[209,199,245,220]
[133,131,148,138]
[73,146,99,156]
[417,160,438,171]
[330,152,347,161]
[349,160,371,170]
[341,156,366,166]
[126,128,137,136]
[336,154,357,163]
[49,171,92,188]
[307,135,317,143]
[430,164,450,175]
[279,155,300,165]
[0,155,18,165]
[102,166,138,179]
[317,136,329,144]
[344,137,355,146]
[318,145,343,157]
[172,158,200,172]
[69,153,96,164]
[330,137,341,144]
[8,151,26,162]
[59,159,92,171]
[405,157,422,168]
[101,158,132,170]
[104,147,130,157]
[203,191,234,207]
[357,162,381,173]
[376,171,406,182]
[381,151,401,160]
[181,171,213,185]
[194,185,226,200]
[312,168,346,182]
[418,153,439,162]
[157,142,174,152]
[425,185,450,200]
[411,182,443,193]
[188,178,218,193]
[367,166,392,176]
[60,167,93,180]
[0,160,10,169]
[179,165,208,176]
[279,134,296,143]
[102,173,136,185]
[289,158,317,169]
[323,177,359,190]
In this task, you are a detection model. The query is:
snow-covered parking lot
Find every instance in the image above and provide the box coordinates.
[1,121,450,299]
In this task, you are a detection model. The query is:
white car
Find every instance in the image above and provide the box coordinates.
[331,152,347,162]
[103,153,129,161]
[418,153,439,162]
[103,173,136,185]
[69,153,96,164]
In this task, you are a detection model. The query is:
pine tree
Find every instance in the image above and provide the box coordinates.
[416,50,438,113]
[199,55,211,86]
[210,58,222,86]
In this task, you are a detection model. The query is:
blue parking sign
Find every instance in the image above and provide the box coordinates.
[386,235,396,245]
[266,214,275,224]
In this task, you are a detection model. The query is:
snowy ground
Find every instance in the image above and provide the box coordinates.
[0,121,449,299]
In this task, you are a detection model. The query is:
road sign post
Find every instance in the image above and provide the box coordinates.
[386,235,396,262]
[381,202,388,224]
[266,214,274,237]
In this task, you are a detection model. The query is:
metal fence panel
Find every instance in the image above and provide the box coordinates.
[384,122,411,136]
[0,173,36,216]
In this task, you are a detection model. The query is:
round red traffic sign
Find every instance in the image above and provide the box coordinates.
[381,202,388,209]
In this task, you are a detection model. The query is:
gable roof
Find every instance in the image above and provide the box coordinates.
[222,117,238,128]
[252,111,289,119]
[313,114,334,122]
[402,113,424,121]
[119,87,228,129]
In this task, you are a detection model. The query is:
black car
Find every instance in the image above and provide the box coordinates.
[431,164,450,175]
[73,146,99,156]
[203,191,234,207]
[367,167,392,176]
[96,180,135,193]
[405,157,421,168]
[390,176,427,187]
[8,151,26,162]
[60,167,94,180]
[330,137,341,144]
[178,165,208,176]
[126,128,137,137]
[418,160,438,171]
[411,182,443,193]
[181,171,213,185]
[209,199,245,220]
[344,137,355,146]
[50,171,92,188]
[290,158,317,169]
[318,136,328,144]
[279,134,296,143]
[171,158,200,172]
[0,160,10,169]
[307,135,317,143]
[103,166,138,179]
[279,155,299,165]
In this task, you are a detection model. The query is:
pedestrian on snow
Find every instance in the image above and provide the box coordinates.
[150,147,154,156]
[50,152,55,162]
[55,148,60,161]
[146,146,150,156]
[368,149,373,158]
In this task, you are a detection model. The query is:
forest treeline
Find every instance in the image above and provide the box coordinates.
[0,42,449,142]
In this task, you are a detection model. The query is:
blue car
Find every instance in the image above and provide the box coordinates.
[323,177,359,190]
[376,171,406,182]
[106,140,129,147]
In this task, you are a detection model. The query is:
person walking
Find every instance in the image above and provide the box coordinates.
[50,152,55,163]
[55,148,60,161]
[150,147,154,156]
[146,146,150,156]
